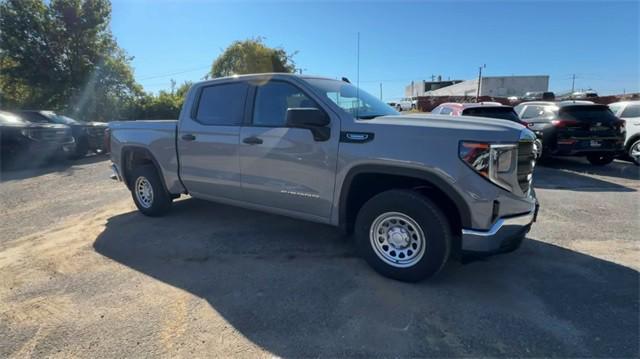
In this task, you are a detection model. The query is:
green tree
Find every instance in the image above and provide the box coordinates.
[123,80,192,120]
[210,38,296,78]
[0,0,141,121]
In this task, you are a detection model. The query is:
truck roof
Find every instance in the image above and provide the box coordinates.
[194,73,339,87]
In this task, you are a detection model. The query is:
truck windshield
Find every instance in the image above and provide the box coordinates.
[306,78,398,119]
[40,111,82,125]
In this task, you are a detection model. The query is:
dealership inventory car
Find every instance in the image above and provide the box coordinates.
[608,100,640,165]
[515,101,625,165]
[431,102,523,123]
[388,98,416,111]
[108,73,538,282]
[0,110,75,167]
[17,110,108,158]
[431,103,536,155]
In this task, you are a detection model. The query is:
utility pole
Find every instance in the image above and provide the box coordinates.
[379,83,383,100]
[571,74,576,93]
[476,64,486,102]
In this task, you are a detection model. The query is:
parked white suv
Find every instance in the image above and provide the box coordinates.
[609,101,640,165]
[389,98,416,112]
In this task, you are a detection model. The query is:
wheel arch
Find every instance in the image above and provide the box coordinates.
[338,164,472,236]
[120,145,169,194]
[626,133,640,151]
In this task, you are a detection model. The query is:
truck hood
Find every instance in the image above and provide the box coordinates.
[366,113,526,133]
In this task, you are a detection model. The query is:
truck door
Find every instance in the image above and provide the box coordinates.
[177,81,248,201]
[239,80,339,220]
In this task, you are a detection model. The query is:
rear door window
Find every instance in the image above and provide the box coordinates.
[520,106,543,119]
[621,104,640,118]
[195,82,248,126]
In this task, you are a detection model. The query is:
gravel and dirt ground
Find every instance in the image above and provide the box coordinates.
[0,156,638,358]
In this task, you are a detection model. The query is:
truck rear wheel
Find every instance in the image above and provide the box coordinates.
[130,164,171,216]
[355,189,451,282]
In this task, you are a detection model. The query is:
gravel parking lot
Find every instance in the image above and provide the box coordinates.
[0,157,638,357]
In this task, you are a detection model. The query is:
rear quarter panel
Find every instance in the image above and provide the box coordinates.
[109,120,185,194]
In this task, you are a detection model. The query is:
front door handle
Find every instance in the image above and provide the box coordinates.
[242,136,263,145]
[181,134,196,141]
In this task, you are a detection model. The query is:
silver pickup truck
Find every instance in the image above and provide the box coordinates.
[108,73,538,282]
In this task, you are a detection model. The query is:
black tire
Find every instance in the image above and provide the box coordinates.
[586,153,615,166]
[396,105,402,112]
[130,164,172,216]
[71,137,89,159]
[354,189,451,282]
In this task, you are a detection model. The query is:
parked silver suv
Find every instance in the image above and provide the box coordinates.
[108,73,539,282]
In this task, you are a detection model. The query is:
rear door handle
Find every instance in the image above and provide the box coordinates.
[181,134,196,141]
[242,136,263,145]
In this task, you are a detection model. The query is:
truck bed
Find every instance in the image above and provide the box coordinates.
[109,120,185,194]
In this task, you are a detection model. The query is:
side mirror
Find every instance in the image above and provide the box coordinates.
[286,108,330,141]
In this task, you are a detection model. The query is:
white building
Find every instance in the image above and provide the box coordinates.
[407,75,550,98]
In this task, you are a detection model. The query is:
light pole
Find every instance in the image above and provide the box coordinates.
[476,64,486,102]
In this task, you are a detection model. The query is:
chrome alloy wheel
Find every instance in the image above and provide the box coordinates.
[135,176,154,208]
[630,140,640,165]
[533,139,543,159]
[369,212,426,268]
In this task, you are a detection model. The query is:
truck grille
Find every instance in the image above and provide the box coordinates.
[517,141,535,194]
[87,127,106,136]
[31,129,72,143]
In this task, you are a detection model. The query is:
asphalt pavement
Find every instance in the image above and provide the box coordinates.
[0,156,638,357]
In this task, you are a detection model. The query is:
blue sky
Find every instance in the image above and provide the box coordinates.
[111,0,639,99]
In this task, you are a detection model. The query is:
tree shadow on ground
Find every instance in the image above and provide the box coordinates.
[93,198,639,358]
[0,153,107,182]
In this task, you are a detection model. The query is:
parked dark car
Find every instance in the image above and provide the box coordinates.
[515,101,625,165]
[0,110,75,167]
[17,110,108,158]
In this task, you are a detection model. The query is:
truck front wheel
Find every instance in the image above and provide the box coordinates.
[355,189,451,282]
[130,164,172,216]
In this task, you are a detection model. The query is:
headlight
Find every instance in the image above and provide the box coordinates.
[459,141,517,191]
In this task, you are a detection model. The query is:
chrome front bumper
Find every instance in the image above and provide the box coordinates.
[461,203,538,252]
